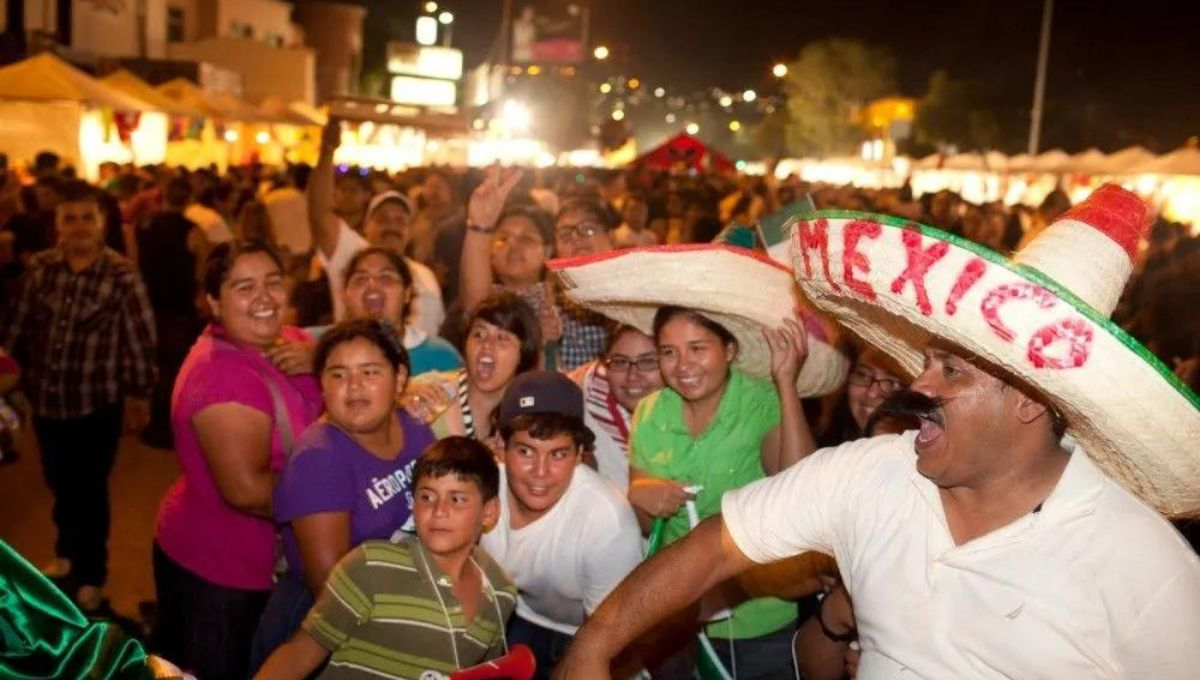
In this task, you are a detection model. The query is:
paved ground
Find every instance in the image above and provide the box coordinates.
[0,426,180,624]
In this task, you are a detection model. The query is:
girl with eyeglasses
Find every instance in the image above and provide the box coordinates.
[567,324,665,492]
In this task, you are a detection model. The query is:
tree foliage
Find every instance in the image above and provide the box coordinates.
[911,70,1004,153]
[780,39,897,157]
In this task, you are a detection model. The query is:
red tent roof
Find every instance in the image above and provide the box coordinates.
[632,133,735,173]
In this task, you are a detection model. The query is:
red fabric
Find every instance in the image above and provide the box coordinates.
[633,134,735,173]
[1057,184,1149,260]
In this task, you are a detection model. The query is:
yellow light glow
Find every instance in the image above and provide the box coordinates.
[729,120,741,132]
[527,65,542,75]
[599,83,612,94]
[743,89,757,103]
[255,130,270,144]
[665,113,676,123]
[593,45,610,60]
[224,129,239,143]
[628,77,640,89]
[611,109,625,121]
[686,123,699,135]
[424,1,437,12]
[654,87,665,97]
[718,95,733,108]
[773,63,789,78]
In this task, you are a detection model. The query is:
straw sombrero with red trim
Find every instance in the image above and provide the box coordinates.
[548,244,849,397]
[775,184,1200,516]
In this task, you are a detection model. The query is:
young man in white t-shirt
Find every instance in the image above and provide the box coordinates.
[308,119,446,336]
[480,370,643,679]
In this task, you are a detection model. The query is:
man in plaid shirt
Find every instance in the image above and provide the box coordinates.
[1,180,157,612]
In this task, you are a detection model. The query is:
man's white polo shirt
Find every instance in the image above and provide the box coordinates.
[482,465,643,635]
[722,431,1200,679]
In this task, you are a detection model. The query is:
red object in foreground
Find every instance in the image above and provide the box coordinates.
[449,644,536,680]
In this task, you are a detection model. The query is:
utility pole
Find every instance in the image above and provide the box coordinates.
[1027,0,1053,155]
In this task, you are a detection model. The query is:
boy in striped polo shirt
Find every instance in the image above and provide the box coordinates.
[255,437,518,680]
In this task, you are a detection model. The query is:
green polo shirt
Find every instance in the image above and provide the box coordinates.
[630,368,795,639]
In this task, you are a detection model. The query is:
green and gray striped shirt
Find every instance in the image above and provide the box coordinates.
[304,535,517,680]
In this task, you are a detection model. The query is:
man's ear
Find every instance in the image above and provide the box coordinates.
[1013,388,1051,427]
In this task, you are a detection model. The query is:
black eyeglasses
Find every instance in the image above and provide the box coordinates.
[555,222,603,242]
[847,369,903,394]
[604,355,660,373]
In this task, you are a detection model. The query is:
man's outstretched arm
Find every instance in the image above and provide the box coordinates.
[552,514,754,679]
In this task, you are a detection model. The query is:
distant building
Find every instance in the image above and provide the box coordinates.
[6,0,320,104]
[293,1,366,102]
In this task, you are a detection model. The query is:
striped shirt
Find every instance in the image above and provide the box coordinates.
[1,248,157,419]
[305,535,517,680]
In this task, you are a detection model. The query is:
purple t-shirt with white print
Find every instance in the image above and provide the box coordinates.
[275,409,436,582]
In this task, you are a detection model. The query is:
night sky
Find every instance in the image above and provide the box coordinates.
[427,0,1200,152]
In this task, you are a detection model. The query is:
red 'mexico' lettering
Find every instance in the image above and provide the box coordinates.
[890,227,950,316]
[794,218,839,291]
[1027,318,1093,369]
[980,282,1058,342]
[944,258,987,316]
[842,220,881,300]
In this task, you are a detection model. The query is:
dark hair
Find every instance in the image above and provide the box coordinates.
[557,197,619,231]
[652,305,737,350]
[58,180,97,206]
[1049,406,1068,440]
[413,436,500,501]
[202,239,286,298]
[34,151,60,174]
[314,318,410,376]
[498,205,555,245]
[500,412,595,452]
[166,177,192,209]
[466,292,542,374]
[604,322,649,354]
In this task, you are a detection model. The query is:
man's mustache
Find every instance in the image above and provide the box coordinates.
[866,389,945,436]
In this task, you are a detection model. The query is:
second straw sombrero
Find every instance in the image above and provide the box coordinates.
[549,244,848,397]
[777,184,1200,517]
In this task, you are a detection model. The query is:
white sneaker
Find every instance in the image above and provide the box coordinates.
[41,557,71,579]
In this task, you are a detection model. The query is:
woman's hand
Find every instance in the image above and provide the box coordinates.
[628,476,694,518]
[763,315,809,387]
[467,166,523,230]
[400,380,452,423]
[267,338,315,376]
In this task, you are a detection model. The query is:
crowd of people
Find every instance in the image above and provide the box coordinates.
[2,117,1199,680]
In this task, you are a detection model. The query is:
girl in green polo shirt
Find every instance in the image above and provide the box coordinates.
[628,305,816,679]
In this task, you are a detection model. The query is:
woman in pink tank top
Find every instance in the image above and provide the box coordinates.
[151,240,322,680]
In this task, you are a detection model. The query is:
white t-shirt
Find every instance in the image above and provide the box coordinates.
[319,221,446,337]
[184,204,233,244]
[722,431,1200,679]
[262,186,311,256]
[481,464,643,634]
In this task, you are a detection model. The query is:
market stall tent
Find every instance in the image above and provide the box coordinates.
[0,52,162,178]
[633,133,735,173]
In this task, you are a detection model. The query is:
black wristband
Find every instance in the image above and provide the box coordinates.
[816,593,856,643]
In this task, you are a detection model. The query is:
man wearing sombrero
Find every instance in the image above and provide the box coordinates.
[552,185,1200,678]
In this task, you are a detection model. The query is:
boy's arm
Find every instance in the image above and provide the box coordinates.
[253,631,330,680]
